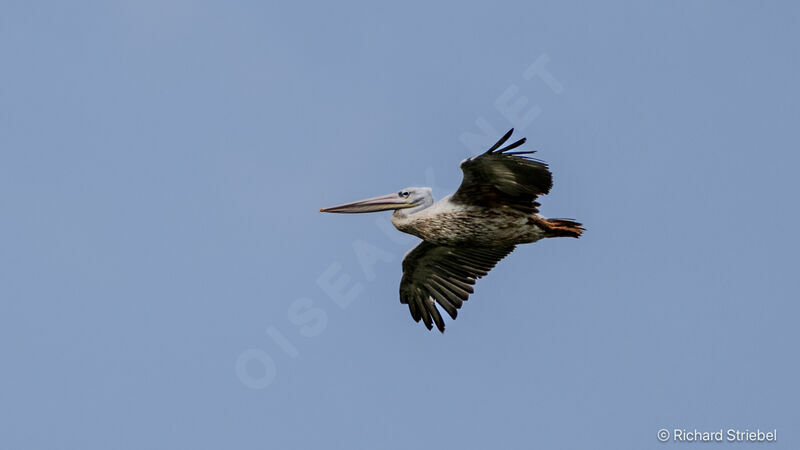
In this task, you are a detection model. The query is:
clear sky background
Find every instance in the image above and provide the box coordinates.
[2,1,799,449]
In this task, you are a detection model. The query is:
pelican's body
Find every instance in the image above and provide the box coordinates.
[391,195,547,247]
[321,129,583,332]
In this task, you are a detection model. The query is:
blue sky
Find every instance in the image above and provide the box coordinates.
[2,1,799,449]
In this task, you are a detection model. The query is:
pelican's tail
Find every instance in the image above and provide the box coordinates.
[543,218,584,238]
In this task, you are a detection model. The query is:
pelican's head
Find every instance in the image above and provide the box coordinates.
[320,187,433,214]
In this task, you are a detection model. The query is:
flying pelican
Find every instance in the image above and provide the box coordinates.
[320,129,583,332]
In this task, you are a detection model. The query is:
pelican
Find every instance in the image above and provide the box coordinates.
[320,129,583,332]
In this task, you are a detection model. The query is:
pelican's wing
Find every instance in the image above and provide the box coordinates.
[451,128,552,213]
[399,241,515,332]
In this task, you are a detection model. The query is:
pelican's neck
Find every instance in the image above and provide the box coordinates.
[389,188,434,236]
[390,197,432,233]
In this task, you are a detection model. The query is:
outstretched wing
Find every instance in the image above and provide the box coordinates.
[399,241,515,332]
[451,128,552,214]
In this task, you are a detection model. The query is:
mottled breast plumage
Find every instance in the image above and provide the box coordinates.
[391,197,546,246]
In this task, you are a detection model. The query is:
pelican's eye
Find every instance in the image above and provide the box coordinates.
[400,191,410,198]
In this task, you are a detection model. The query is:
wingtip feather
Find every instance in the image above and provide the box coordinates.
[496,137,527,153]
[487,128,515,153]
